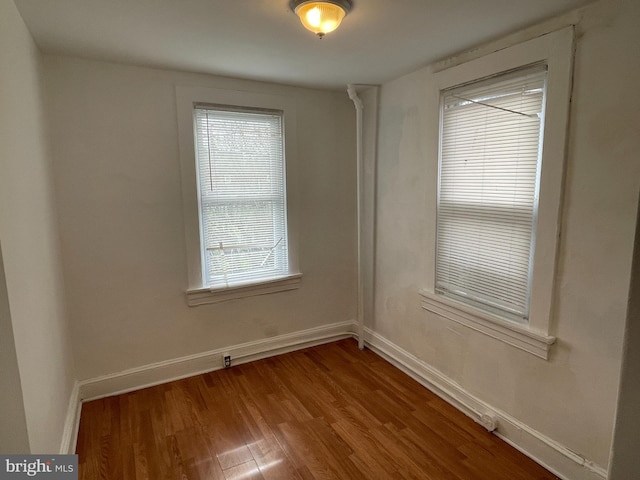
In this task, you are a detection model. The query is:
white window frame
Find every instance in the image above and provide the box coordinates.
[420,27,575,359]
[176,86,301,306]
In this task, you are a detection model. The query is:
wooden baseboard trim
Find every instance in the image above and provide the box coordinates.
[362,327,607,480]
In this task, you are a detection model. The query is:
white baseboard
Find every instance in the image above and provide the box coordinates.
[79,320,357,401]
[59,381,81,454]
[363,327,607,480]
[70,321,606,479]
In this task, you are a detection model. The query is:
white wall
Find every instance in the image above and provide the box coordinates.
[0,244,30,453]
[608,194,640,479]
[0,0,76,454]
[371,0,639,473]
[43,56,357,381]
[7,0,636,468]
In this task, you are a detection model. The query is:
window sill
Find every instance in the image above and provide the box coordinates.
[418,289,555,359]
[186,273,302,306]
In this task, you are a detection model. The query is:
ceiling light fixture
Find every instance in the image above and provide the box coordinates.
[289,0,353,39]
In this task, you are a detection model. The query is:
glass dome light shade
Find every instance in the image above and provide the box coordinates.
[294,1,348,37]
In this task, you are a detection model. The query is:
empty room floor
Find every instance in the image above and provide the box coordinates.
[76,339,558,479]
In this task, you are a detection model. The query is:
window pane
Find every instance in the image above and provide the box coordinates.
[194,107,288,288]
[436,66,547,321]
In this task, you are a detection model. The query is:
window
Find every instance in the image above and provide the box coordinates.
[419,28,574,359]
[436,66,547,323]
[176,87,301,306]
[194,106,289,288]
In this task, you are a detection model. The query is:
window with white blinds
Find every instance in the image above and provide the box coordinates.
[436,65,548,322]
[194,105,289,289]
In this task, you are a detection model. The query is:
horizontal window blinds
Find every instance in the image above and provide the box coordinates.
[436,66,547,321]
[194,106,289,288]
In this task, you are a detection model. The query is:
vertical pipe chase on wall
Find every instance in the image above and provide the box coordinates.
[347,84,379,350]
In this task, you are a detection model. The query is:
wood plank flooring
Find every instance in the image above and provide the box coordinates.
[76,339,559,480]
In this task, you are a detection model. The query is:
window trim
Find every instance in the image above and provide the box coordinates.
[193,104,289,289]
[421,27,575,358]
[419,289,556,359]
[435,64,548,323]
[186,273,302,306]
[176,86,301,305]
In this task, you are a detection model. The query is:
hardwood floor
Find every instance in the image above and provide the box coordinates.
[76,339,558,480]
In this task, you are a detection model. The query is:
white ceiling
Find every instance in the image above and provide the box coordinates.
[15,0,593,90]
